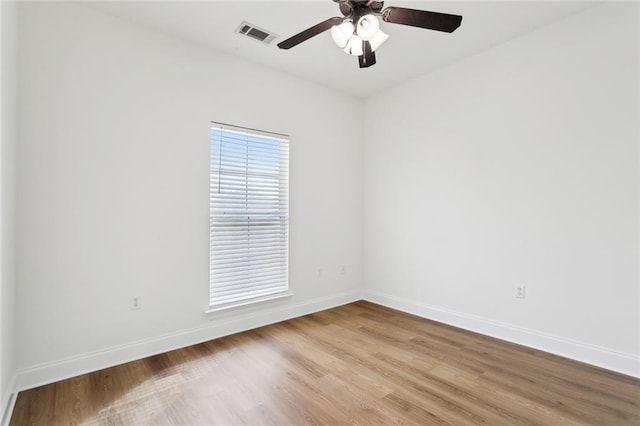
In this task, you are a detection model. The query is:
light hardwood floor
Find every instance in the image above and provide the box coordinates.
[10,301,640,425]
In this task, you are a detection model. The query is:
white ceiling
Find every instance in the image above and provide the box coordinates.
[85,1,597,98]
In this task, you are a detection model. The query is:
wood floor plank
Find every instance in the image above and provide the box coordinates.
[10,301,640,425]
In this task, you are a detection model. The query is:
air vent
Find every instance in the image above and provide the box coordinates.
[235,21,278,45]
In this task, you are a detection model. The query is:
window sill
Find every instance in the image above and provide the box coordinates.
[205,291,294,314]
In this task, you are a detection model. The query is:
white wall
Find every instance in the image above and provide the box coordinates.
[0,0,18,418]
[363,2,639,375]
[15,1,362,384]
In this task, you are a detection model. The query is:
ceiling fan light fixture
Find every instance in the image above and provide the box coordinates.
[356,14,380,41]
[368,29,389,52]
[344,34,364,56]
[330,21,355,48]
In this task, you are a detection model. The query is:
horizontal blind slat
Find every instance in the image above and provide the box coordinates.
[210,279,288,296]
[210,272,288,289]
[210,260,287,270]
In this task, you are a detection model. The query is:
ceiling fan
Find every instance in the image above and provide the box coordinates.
[278,0,463,68]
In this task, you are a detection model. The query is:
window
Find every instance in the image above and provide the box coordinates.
[209,122,289,310]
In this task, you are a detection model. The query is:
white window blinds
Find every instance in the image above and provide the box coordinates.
[209,123,289,310]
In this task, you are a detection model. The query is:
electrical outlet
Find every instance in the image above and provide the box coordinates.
[317,268,323,278]
[131,296,141,310]
[340,265,346,275]
[515,285,526,299]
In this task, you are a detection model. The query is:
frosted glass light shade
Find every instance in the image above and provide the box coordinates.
[331,21,355,48]
[356,15,380,41]
[369,29,389,52]
[344,35,364,56]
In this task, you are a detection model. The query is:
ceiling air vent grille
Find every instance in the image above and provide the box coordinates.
[235,21,278,45]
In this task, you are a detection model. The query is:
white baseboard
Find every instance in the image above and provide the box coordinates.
[362,290,640,379]
[13,290,361,393]
[1,374,16,426]
[10,287,639,408]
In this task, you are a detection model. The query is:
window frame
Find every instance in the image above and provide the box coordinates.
[207,122,291,312]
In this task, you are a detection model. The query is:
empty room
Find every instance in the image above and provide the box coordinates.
[1,0,639,424]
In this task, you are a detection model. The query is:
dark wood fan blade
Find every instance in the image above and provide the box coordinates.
[382,7,462,33]
[277,17,344,50]
[358,40,376,68]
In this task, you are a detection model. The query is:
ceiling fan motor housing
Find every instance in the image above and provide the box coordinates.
[337,0,385,20]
